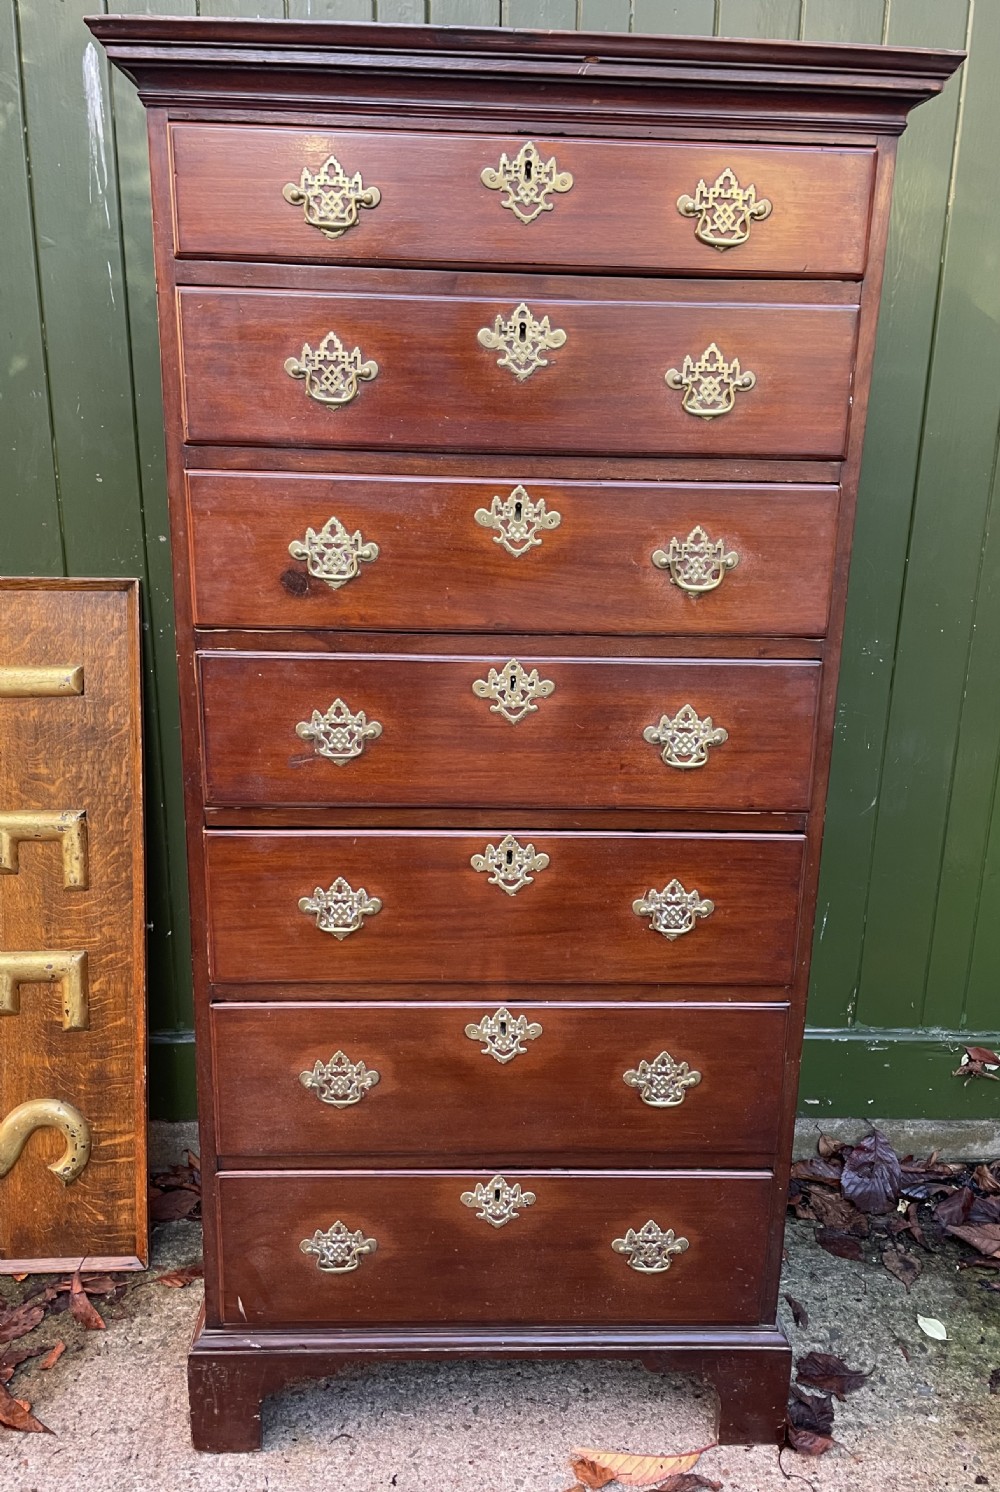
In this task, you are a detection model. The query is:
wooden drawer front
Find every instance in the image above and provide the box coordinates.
[205,831,805,987]
[217,1171,772,1327]
[178,287,857,458]
[171,124,874,279]
[212,1002,788,1167]
[187,472,840,637]
[200,654,820,812]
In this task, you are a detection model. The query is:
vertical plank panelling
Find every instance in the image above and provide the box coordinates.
[578,0,629,30]
[967,735,1000,1027]
[716,0,801,39]
[799,0,886,43]
[15,0,144,574]
[377,0,426,21]
[428,0,500,23]
[285,1,374,18]
[107,0,196,1039]
[197,0,285,16]
[0,0,63,576]
[506,0,576,27]
[857,0,999,1029]
[632,1,714,33]
[808,0,968,1027]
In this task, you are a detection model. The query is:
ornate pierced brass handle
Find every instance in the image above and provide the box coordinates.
[480,141,573,223]
[465,1006,542,1063]
[299,877,382,940]
[633,880,714,940]
[623,1050,702,1106]
[296,698,382,765]
[651,525,739,596]
[474,484,561,557]
[472,659,555,724]
[644,705,728,770]
[461,1174,536,1228]
[0,1098,92,1185]
[285,330,378,407]
[288,515,379,590]
[471,835,549,896]
[282,153,381,240]
[300,1051,380,1107]
[665,343,755,419]
[612,1220,689,1272]
[478,302,566,381]
[300,1221,377,1272]
[677,167,771,250]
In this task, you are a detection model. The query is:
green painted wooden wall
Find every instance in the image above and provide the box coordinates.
[2,0,995,1119]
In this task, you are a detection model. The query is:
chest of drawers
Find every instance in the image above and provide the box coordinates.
[90,15,961,1453]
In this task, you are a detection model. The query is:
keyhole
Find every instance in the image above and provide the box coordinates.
[518,319,528,343]
[499,1018,508,1036]
[513,500,523,521]
[505,848,514,867]
[493,1184,502,1202]
[524,157,533,182]
[508,669,518,690]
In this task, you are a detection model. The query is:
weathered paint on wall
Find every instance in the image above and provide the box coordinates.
[1,0,995,1120]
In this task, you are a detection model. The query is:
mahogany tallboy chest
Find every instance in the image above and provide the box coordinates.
[89,15,961,1452]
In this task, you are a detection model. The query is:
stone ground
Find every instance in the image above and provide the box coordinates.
[2,1213,998,1492]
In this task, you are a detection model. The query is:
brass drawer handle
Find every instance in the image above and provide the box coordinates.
[288,515,379,591]
[300,1221,377,1273]
[474,483,561,557]
[0,809,88,888]
[461,1174,536,1228]
[300,1051,381,1108]
[296,698,383,765]
[465,1006,542,1064]
[478,301,566,381]
[633,880,714,941]
[299,877,382,940]
[665,342,755,419]
[677,166,771,250]
[651,525,739,595]
[0,665,83,697]
[480,140,573,224]
[282,153,381,239]
[472,658,555,724]
[613,1220,690,1273]
[643,705,728,770]
[623,1050,702,1107]
[0,1098,91,1185]
[0,950,89,1030]
[285,330,378,407]
[471,835,549,896]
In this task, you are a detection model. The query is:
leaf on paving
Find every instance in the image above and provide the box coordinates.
[786,1423,835,1456]
[784,1294,809,1328]
[946,1223,1000,1258]
[973,1165,1000,1195]
[150,1186,200,1222]
[815,1227,865,1262]
[790,1157,843,1186]
[796,1351,870,1400]
[970,1196,1000,1224]
[79,1274,120,1296]
[657,1476,722,1491]
[917,1315,948,1341]
[154,1264,204,1288]
[840,1128,902,1214]
[0,1343,48,1385]
[934,1187,975,1227]
[68,1272,105,1331]
[807,1188,867,1232]
[818,1134,848,1159]
[40,1342,66,1370]
[0,1303,45,1347]
[883,1247,922,1292]
[989,1368,1000,1395]
[0,1380,52,1434]
[569,1445,714,1486]
[952,1048,1000,1083]
[788,1384,835,1435]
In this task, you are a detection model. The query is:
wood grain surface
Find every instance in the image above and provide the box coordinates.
[171,124,875,277]
[186,471,840,636]
[0,580,146,1271]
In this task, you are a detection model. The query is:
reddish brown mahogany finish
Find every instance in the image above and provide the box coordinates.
[211,1001,789,1167]
[186,472,841,637]
[171,125,876,277]
[88,11,962,1454]
[199,653,821,811]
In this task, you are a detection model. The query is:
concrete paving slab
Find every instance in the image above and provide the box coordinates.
[2,1216,998,1492]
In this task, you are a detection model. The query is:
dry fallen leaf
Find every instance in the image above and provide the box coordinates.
[784,1293,809,1328]
[154,1263,204,1288]
[883,1246,922,1292]
[150,1186,200,1222]
[68,1271,105,1331]
[40,1342,66,1370]
[0,1343,47,1385]
[840,1128,902,1214]
[917,1315,948,1341]
[796,1351,869,1400]
[569,1444,714,1487]
[0,1380,51,1434]
[656,1476,722,1491]
[786,1424,835,1456]
[0,1302,45,1347]
[815,1227,865,1263]
[945,1223,1000,1258]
